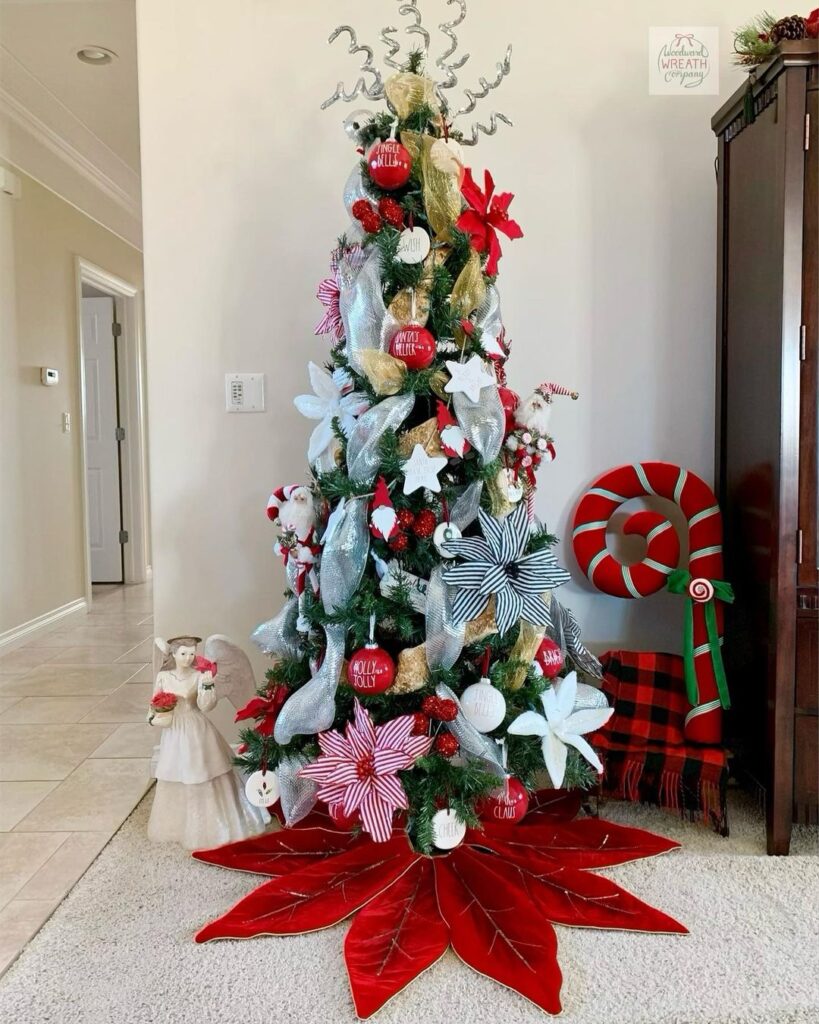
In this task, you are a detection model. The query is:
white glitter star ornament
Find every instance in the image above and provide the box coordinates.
[444,355,496,404]
[401,444,448,495]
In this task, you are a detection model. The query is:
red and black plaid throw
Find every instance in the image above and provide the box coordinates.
[594,650,728,835]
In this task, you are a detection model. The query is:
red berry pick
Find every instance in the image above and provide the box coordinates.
[434,733,460,758]
[421,696,459,722]
[413,508,437,538]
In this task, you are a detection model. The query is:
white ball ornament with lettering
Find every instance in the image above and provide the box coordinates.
[244,769,280,808]
[460,675,506,733]
[431,808,467,850]
[396,226,431,264]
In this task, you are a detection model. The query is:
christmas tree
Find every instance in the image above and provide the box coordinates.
[196,10,688,1014]
[235,13,612,854]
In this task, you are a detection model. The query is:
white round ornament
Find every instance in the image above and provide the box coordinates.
[431,808,467,850]
[460,677,506,733]
[244,769,280,808]
[430,137,464,176]
[433,521,462,557]
[396,226,431,264]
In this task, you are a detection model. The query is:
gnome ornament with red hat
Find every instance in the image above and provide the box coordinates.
[369,476,399,541]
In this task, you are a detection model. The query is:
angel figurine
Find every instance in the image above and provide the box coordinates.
[147,634,268,849]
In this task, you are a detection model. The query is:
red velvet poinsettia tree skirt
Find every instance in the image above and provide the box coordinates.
[193,791,686,1018]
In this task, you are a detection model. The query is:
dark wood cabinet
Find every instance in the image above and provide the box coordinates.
[712,40,818,855]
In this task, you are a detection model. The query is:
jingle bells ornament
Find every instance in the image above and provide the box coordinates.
[389,324,436,370]
[534,637,564,679]
[367,139,412,190]
[348,643,395,694]
[477,777,529,824]
[460,651,506,733]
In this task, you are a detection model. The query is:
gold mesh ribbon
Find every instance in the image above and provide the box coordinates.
[451,250,487,319]
[508,622,546,690]
[387,247,447,327]
[356,350,407,396]
[401,130,462,238]
[398,418,444,458]
[386,73,440,121]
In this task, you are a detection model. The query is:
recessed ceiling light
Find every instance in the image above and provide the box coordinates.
[76,46,117,66]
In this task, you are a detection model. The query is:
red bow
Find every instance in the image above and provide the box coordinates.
[456,168,523,276]
[234,684,289,737]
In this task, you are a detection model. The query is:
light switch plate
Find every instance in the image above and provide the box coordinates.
[225,373,265,412]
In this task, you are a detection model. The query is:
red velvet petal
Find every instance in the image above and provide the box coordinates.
[485,843,688,934]
[345,859,447,1018]
[192,823,359,876]
[460,167,487,215]
[195,834,414,942]
[434,848,563,1015]
[475,817,682,869]
[455,210,489,252]
[525,788,584,821]
[484,230,502,276]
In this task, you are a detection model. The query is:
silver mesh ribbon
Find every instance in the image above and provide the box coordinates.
[343,164,379,219]
[346,394,415,485]
[436,683,504,777]
[273,622,347,744]
[319,497,370,613]
[250,597,303,660]
[339,249,387,375]
[475,284,504,358]
[453,383,505,461]
[573,682,609,712]
[450,481,484,531]
[548,598,603,679]
[425,567,465,670]
[278,753,318,825]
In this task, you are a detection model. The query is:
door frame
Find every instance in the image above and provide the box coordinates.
[75,257,149,604]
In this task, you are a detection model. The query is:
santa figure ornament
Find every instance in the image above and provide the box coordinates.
[515,382,579,435]
[266,485,316,542]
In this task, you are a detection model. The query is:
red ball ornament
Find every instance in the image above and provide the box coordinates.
[378,196,404,228]
[411,711,430,736]
[348,643,395,694]
[389,531,409,553]
[413,509,437,538]
[498,387,520,432]
[396,508,416,530]
[389,324,436,370]
[367,139,412,190]
[534,637,564,679]
[329,803,358,830]
[477,777,529,824]
[434,733,460,758]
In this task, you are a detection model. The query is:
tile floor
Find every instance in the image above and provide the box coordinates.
[0,581,155,976]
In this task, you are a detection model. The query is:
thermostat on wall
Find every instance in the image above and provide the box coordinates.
[40,368,59,386]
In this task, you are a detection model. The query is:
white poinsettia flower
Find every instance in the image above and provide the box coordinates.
[507,671,613,789]
[293,363,369,470]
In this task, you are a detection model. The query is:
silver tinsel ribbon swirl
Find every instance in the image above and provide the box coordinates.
[548,597,603,680]
[475,284,504,358]
[274,623,347,745]
[278,752,318,825]
[319,496,370,613]
[346,393,415,485]
[452,383,505,461]
[342,164,379,219]
[250,596,303,660]
[339,248,387,375]
[449,480,483,531]
[436,682,505,777]
[424,567,465,671]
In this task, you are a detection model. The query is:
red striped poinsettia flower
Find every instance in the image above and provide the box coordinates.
[456,167,523,276]
[298,700,432,842]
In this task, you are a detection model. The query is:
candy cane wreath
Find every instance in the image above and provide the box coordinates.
[571,462,734,745]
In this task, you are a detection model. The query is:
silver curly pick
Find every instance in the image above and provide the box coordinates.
[380,25,403,69]
[399,2,431,51]
[459,112,513,146]
[453,45,512,118]
[436,0,470,99]
[321,25,385,109]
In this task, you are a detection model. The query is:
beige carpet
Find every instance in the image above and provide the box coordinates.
[0,790,817,1024]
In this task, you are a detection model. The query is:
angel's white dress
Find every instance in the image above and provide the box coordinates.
[147,670,266,849]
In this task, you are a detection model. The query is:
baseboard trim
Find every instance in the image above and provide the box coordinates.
[0,598,88,655]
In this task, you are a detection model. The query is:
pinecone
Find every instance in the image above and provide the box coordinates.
[770,15,807,43]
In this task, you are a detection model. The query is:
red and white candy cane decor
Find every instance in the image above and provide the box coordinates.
[571,462,733,745]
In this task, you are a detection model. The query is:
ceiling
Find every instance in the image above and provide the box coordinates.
[0,0,140,171]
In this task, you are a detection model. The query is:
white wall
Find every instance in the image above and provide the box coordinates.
[136,0,752,664]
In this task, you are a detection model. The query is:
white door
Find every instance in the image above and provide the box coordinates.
[82,296,123,583]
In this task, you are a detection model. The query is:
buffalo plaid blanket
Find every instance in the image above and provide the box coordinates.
[594,650,728,835]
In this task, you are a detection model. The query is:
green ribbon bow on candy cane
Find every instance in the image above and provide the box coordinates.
[665,568,735,711]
